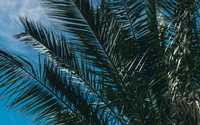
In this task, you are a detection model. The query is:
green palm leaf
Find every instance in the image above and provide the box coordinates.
[41,0,124,82]
[14,17,126,124]
[0,49,114,124]
[1,0,200,124]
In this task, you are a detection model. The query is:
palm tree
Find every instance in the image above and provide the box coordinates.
[0,0,200,124]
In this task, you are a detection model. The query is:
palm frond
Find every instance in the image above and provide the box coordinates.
[159,1,200,124]
[105,0,146,40]
[164,0,200,98]
[0,49,114,124]
[1,0,200,124]
[14,17,126,124]
[41,0,125,83]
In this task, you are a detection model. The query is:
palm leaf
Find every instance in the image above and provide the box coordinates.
[41,0,124,83]
[14,17,126,124]
[0,49,114,124]
[1,0,200,124]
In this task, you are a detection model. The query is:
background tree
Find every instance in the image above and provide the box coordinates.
[0,0,200,124]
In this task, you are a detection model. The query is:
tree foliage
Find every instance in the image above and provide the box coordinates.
[0,0,200,124]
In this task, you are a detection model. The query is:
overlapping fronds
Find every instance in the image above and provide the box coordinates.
[160,1,200,124]
[0,49,81,124]
[0,49,120,124]
[0,0,200,125]
[41,0,124,83]
[13,17,126,124]
[164,0,200,94]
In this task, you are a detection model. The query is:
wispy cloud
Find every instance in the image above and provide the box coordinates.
[0,0,48,55]
[0,0,44,21]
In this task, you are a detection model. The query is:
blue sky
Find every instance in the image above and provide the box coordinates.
[0,0,47,124]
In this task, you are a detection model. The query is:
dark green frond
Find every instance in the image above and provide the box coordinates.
[0,49,111,125]
[41,0,124,83]
[1,0,200,124]
[14,17,126,124]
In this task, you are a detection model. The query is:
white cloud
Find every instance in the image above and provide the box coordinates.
[0,0,48,55]
[18,0,45,21]
[0,0,43,20]
[0,0,46,30]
